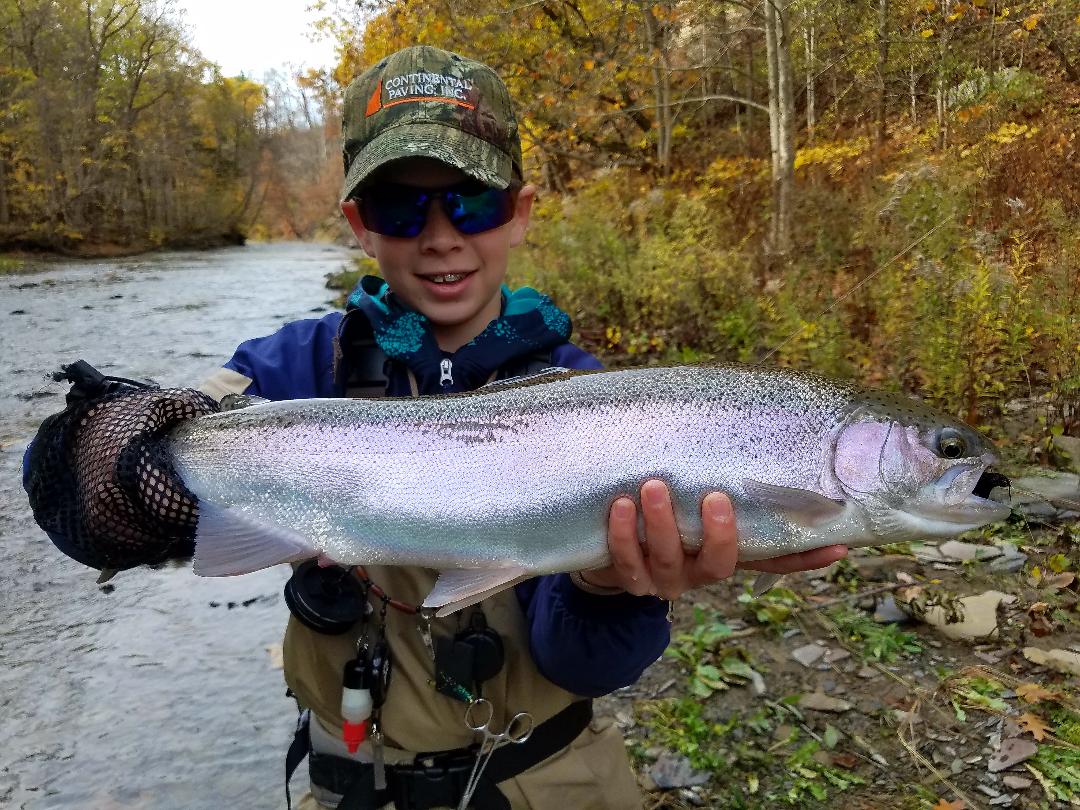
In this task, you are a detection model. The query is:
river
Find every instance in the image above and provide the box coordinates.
[0,242,355,808]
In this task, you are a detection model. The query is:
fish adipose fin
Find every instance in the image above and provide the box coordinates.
[742,479,846,527]
[423,567,530,617]
[193,501,315,576]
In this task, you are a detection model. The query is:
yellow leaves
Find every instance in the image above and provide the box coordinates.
[1018,712,1051,741]
[1022,13,1041,30]
[583,59,595,70]
[986,121,1038,145]
[924,1,937,11]
[921,28,936,38]
[794,137,870,173]
[1016,683,1057,704]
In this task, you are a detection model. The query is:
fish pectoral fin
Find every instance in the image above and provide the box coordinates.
[752,572,785,597]
[423,567,530,617]
[742,479,846,527]
[192,501,316,576]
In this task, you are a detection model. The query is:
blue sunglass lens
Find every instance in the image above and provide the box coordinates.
[360,183,514,237]
[444,187,514,235]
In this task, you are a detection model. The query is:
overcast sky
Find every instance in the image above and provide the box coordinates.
[173,0,340,78]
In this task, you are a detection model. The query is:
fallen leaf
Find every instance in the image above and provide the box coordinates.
[1045,572,1076,589]
[831,752,858,769]
[933,799,966,810]
[1015,683,1056,704]
[1018,712,1050,741]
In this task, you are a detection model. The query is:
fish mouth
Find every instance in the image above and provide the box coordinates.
[928,466,1012,523]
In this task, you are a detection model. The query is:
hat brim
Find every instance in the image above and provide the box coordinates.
[341,121,514,199]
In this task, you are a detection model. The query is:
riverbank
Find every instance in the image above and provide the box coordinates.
[0,230,251,267]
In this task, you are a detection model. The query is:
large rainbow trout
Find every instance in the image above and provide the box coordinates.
[169,365,1010,614]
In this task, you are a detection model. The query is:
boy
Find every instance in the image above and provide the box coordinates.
[25,45,843,809]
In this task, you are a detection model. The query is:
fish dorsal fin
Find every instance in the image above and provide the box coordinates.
[742,479,846,527]
[478,367,574,392]
[219,393,271,411]
[423,567,530,617]
[193,501,316,576]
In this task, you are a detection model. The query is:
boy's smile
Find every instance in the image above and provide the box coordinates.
[341,158,536,352]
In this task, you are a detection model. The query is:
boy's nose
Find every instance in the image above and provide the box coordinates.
[417,198,464,252]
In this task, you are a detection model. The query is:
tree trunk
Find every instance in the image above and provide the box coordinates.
[875,0,889,146]
[804,14,815,142]
[764,0,795,256]
[0,154,9,226]
[936,0,950,151]
[641,3,673,176]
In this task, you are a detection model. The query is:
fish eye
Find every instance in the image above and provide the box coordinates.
[937,428,967,459]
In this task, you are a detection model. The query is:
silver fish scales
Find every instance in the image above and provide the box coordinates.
[169,364,1010,614]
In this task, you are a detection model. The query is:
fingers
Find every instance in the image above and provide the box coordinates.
[605,496,652,596]
[687,492,739,587]
[639,480,684,598]
[739,544,848,574]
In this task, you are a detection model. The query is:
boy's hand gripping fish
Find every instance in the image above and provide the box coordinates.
[167,365,1011,615]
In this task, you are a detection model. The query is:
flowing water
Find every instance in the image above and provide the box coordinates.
[0,242,355,808]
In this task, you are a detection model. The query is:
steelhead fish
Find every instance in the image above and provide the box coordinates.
[169,365,1011,614]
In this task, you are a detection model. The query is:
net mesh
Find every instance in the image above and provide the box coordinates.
[26,388,219,570]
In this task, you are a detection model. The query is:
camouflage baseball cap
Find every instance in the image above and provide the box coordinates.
[341,45,523,199]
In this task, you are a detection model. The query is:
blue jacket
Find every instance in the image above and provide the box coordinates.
[221,308,671,697]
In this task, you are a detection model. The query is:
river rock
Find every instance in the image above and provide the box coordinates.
[1053,435,1080,474]
[648,753,711,789]
[1002,775,1032,790]
[1010,472,1080,518]
[1022,646,1080,676]
[919,590,1012,641]
[987,737,1038,773]
[874,594,912,624]
[939,540,1002,561]
[792,643,826,667]
[799,690,853,713]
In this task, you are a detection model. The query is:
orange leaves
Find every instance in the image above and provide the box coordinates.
[1018,712,1051,741]
[933,799,966,810]
[1016,683,1057,704]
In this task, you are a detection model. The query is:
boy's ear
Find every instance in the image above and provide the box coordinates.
[340,199,377,257]
[506,184,536,248]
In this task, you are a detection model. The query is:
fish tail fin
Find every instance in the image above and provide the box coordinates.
[192,500,316,576]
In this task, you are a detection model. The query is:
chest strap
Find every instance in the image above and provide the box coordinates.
[287,700,593,810]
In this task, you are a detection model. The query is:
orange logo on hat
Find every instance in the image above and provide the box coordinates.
[365,80,383,116]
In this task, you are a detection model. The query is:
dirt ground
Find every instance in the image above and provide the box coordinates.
[597,518,1080,810]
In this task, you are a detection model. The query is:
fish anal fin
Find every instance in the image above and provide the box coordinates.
[423,567,530,617]
[193,501,316,576]
[752,572,785,597]
[742,479,846,528]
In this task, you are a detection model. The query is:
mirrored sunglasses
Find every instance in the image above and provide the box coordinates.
[357,181,516,238]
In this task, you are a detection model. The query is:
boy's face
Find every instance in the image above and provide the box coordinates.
[341,158,536,351]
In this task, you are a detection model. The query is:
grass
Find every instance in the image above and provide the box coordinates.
[823,605,923,663]
[0,255,28,274]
